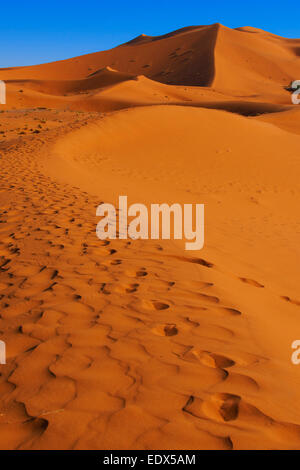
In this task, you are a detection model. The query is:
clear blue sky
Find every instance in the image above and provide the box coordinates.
[1,0,298,67]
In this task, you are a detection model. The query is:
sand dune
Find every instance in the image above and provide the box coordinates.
[5,67,137,96]
[0,24,300,450]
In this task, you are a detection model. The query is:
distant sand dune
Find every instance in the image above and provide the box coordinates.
[1,22,300,106]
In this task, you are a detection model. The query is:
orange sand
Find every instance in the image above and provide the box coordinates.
[0,24,300,450]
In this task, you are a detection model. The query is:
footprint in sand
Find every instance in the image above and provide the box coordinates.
[140,300,170,310]
[218,306,242,316]
[152,323,178,337]
[136,269,148,277]
[125,283,139,294]
[152,301,170,311]
[184,393,241,422]
[125,268,148,278]
[184,348,235,369]
[98,240,110,246]
[203,393,241,422]
[198,293,220,303]
[110,259,122,265]
[99,283,111,295]
[114,283,139,294]
[281,296,300,306]
[198,282,214,289]
[176,256,214,268]
[129,299,170,312]
[200,351,235,369]
[239,277,264,288]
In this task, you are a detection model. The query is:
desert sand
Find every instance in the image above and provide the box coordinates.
[0,24,300,450]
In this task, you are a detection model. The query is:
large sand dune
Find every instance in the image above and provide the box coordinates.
[1,23,300,109]
[0,24,300,450]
